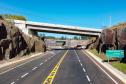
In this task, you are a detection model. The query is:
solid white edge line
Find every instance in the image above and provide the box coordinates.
[83,50,118,84]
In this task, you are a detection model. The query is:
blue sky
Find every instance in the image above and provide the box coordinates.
[1,0,126,29]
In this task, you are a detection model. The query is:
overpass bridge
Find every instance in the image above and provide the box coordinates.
[13,20,102,37]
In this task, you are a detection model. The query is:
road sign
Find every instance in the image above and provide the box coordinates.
[106,50,124,63]
[106,50,124,58]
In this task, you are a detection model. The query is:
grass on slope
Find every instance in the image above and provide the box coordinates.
[111,62,126,74]
[90,49,126,74]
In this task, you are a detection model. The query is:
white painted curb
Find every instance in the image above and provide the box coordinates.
[85,50,126,84]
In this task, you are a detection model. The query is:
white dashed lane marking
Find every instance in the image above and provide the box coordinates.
[83,50,118,84]
[83,68,86,72]
[11,82,15,84]
[80,63,83,66]
[32,67,38,71]
[86,75,91,82]
[44,60,47,62]
[74,50,92,83]
[40,63,43,66]
[9,55,55,84]
[21,73,29,78]
[8,51,62,84]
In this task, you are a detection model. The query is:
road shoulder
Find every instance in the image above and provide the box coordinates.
[84,49,126,84]
[0,51,51,74]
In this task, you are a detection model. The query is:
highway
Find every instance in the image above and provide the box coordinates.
[0,49,123,84]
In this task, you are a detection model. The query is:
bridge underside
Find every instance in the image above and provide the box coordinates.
[29,29,99,37]
[27,25,100,37]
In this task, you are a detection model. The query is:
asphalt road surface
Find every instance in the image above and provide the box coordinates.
[0,49,123,84]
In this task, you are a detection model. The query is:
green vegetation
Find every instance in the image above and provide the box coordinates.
[111,62,126,74]
[73,36,81,40]
[90,49,126,74]
[46,36,56,39]
[111,22,126,30]
[0,14,27,21]
[90,49,101,56]
[90,49,107,60]
[60,36,67,40]
[81,36,90,40]
[38,33,56,39]
[73,36,90,40]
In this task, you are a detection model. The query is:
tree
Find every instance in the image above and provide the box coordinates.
[81,36,89,40]
[73,36,79,40]
[60,36,66,40]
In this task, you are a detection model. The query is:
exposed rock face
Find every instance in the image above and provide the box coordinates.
[87,29,116,53]
[100,29,115,44]
[117,28,126,60]
[85,37,98,49]
[35,37,46,52]
[0,17,46,60]
[117,28,126,49]
[87,27,126,61]
[0,23,7,40]
[98,29,116,53]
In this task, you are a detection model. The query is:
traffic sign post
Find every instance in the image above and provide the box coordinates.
[106,50,124,63]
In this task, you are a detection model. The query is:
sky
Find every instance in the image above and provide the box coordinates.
[1,0,126,29]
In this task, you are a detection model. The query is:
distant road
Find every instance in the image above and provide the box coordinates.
[0,49,123,84]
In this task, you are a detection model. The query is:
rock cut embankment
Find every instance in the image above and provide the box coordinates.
[0,16,46,60]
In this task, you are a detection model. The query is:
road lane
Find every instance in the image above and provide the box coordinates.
[0,50,65,84]
[76,50,117,84]
[53,50,89,84]
[43,50,68,84]
[15,50,67,84]
[0,49,123,84]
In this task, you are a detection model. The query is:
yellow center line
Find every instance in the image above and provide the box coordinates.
[43,50,68,84]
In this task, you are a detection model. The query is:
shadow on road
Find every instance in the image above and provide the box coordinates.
[51,48,85,50]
